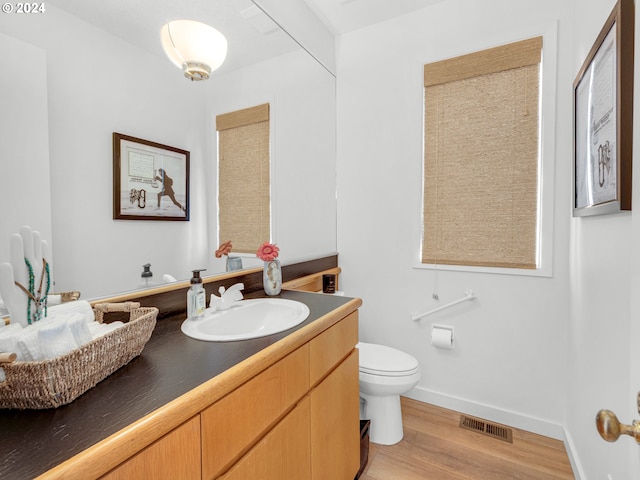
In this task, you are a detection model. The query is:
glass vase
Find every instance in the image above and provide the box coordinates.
[263,259,282,296]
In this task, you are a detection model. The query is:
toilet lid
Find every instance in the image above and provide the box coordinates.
[357,342,420,376]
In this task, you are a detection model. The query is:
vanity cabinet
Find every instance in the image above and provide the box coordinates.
[36,297,361,480]
[309,309,360,479]
[310,350,360,480]
[201,344,310,478]
[206,310,359,480]
[219,349,359,480]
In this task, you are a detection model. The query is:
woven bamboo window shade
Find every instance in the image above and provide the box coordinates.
[216,103,270,254]
[422,37,542,269]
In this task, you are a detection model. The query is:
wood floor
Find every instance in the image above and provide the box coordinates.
[359,398,575,480]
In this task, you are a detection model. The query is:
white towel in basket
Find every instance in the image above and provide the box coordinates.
[0,323,22,359]
[88,321,124,339]
[16,327,41,361]
[66,313,93,347]
[38,320,78,360]
[47,300,94,323]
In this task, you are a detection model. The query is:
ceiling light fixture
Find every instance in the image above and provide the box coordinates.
[160,20,228,81]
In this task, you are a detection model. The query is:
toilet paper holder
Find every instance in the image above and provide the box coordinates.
[431,324,454,349]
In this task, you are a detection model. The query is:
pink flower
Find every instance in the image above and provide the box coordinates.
[256,242,279,261]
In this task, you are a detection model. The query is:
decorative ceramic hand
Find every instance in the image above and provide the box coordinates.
[0,226,51,327]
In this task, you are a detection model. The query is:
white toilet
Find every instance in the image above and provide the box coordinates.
[357,342,421,445]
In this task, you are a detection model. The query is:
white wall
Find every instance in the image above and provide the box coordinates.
[336,0,574,449]
[568,0,639,478]
[337,0,640,477]
[252,0,336,74]
[0,33,52,266]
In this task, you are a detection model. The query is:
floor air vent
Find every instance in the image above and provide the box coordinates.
[459,415,513,443]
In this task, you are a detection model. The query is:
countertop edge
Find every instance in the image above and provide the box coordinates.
[36,296,362,480]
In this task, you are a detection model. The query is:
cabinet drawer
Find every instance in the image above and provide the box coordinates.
[100,416,201,480]
[309,311,358,386]
[202,345,309,479]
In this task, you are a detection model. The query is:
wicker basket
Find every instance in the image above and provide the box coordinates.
[0,303,158,409]
[55,291,81,303]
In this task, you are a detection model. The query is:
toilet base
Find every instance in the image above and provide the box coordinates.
[360,392,404,445]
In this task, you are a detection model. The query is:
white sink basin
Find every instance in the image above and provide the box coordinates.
[181,298,310,342]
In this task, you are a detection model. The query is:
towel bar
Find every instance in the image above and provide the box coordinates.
[412,290,476,321]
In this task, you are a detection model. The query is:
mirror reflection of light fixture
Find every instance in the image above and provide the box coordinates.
[160,20,228,81]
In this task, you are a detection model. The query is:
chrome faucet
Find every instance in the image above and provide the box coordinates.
[212,282,244,310]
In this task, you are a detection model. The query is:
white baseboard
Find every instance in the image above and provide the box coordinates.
[561,427,586,480]
[405,386,564,438]
[404,386,584,479]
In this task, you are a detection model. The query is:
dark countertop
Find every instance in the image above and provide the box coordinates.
[0,290,355,480]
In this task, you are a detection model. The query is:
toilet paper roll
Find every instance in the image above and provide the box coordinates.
[431,326,454,349]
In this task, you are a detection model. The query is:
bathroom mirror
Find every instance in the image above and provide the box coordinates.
[0,0,336,299]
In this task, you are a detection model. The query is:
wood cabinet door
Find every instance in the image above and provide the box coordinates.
[201,345,309,479]
[309,311,358,386]
[100,416,201,480]
[219,397,311,480]
[310,349,360,480]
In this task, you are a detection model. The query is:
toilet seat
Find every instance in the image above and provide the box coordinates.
[357,342,419,377]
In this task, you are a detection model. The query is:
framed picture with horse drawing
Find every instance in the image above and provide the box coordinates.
[113,133,190,221]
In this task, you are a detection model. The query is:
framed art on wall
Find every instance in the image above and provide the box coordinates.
[113,133,190,221]
[573,0,634,217]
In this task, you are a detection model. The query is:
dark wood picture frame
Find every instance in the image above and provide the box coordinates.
[113,133,190,221]
[573,0,634,217]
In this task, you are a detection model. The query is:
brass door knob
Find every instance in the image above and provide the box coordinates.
[596,409,640,443]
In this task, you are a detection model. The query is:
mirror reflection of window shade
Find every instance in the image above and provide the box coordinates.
[216,103,270,254]
[422,37,542,269]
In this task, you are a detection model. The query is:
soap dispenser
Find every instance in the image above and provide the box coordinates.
[139,263,155,288]
[187,269,206,320]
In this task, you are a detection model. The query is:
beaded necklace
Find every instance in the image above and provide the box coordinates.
[15,258,51,324]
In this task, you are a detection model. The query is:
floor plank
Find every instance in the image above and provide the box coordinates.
[359,398,575,480]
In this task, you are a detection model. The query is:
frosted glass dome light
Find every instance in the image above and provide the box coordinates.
[160,20,228,81]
